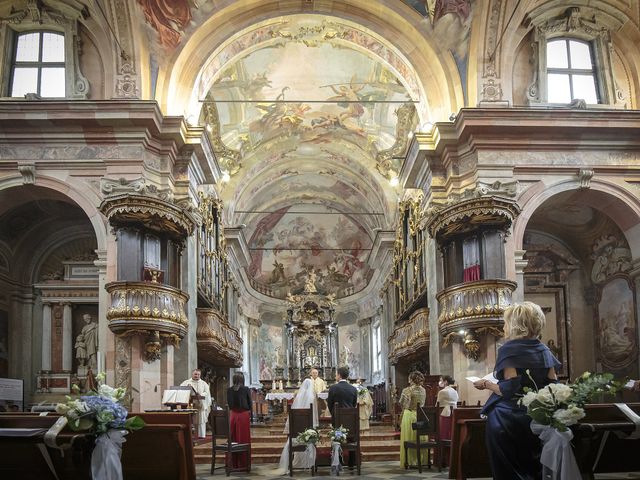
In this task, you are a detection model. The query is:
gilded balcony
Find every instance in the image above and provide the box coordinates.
[436,279,517,337]
[196,308,243,367]
[105,281,189,340]
[389,307,429,364]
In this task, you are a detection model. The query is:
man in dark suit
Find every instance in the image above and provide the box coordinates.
[327,365,357,421]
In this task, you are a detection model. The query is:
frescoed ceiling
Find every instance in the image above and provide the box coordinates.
[196,16,419,300]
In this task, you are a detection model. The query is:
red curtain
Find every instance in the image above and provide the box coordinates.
[463,264,481,282]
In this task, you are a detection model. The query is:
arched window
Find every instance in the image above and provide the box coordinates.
[546,38,598,104]
[10,31,65,98]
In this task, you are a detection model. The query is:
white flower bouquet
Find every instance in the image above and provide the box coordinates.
[519,371,620,431]
[296,427,320,445]
[328,425,349,444]
[55,373,144,434]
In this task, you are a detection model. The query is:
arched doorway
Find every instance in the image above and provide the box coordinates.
[521,188,640,380]
[0,185,101,406]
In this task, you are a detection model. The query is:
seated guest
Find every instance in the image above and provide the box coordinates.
[436,375,458,441]
[473,301,560,480]
[399,371,427,468]
[227,372,252,469]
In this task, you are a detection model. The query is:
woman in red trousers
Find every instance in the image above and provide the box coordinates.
[227,372,252,469]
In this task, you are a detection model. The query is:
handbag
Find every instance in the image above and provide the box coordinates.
[411,406,429,431]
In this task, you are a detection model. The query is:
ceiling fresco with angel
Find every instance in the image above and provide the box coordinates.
[197,17,419,300]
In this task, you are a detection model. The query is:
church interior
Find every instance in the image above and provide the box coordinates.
[1,0,640,478]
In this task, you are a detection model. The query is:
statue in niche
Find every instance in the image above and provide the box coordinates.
[304,269,318,293]
[305,346,319,367]
[75,314,98,371]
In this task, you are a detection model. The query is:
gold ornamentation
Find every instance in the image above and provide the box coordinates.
[425,196,521,242]
[196,308,243,367]
[100,194,195,239]
[436,279,517,337]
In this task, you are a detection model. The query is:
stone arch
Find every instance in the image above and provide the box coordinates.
[157,0,464,123]
[0,175,107,252]
[514,178,640,259]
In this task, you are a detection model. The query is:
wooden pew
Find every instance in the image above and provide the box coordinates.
[448,407,490,480]
[0,413,92,480]
[572,403,640,480]
[0,411,196,480]
[449,403,640,480]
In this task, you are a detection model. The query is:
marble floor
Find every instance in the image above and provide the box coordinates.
[195,462,640,480]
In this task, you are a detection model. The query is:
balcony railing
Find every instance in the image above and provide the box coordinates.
[105,281,189,339]
[436,279,517,337]
[196,308,243,367]
[388,307,429,364]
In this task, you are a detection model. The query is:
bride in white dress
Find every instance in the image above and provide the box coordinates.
[274,378,319,474]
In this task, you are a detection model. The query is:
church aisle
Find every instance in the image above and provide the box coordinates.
[195,461,456,479]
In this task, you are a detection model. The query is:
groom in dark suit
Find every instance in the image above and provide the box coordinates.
[327,365,357,421]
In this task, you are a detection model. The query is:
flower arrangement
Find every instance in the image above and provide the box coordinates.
[56,373,145,434]
[296,427,320,445]
[328,425,349,444]
[519,371,620,431]
[357,387,369,397]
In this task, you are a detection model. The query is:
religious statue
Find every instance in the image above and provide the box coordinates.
[75,314,98,371]
[305,346,319,367]
[304,269,317,293]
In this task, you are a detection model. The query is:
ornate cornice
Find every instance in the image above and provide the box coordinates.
[436,279,516,337]
[425,196,520,242]
[100,193,195,239]
[196,308,243,368]
[105,281,190,348]
[388,307,429,365]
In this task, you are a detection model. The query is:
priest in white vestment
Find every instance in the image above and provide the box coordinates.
[181,369,212,438]
[310,368,327,416]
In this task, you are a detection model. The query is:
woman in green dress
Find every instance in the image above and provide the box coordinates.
[399,371,427,468]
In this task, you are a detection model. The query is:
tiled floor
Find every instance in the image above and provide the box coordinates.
[196,462,640,480]
[196,462,455,479]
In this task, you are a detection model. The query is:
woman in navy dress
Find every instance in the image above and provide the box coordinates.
[474,301,561,480]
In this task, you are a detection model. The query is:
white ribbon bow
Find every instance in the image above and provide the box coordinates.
[530,422,581,480]
[91,430,127,480]
[331,441,343,475]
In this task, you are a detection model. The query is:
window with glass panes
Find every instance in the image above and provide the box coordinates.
[372,323,382,372]
[10,31,65,98]
[546,38,599,104]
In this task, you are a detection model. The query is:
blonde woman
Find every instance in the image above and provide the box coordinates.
[473,301,561,480]
[399,371,427,468]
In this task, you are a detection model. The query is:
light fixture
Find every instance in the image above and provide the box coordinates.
[458,329,466,335]
[221,171,231,183]
[186,114,198,126]
[389,176,399,187]
[421,122,434,132]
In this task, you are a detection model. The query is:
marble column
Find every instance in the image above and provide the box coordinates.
[513,249,528,303]
[42,302,52,372]
[62,303,72,372]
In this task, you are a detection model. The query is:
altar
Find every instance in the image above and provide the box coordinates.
[283,284,339,383]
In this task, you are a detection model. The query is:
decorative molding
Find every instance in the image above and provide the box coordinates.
[577,169,594,189]
[105,281,190,341]
[202,101,241,176]
[196,308,243,367]
[18,164,35,184]
[425,196,521,242]
[375,103,417,179]
[100,193,196,239]
[388,307,429,364]
[437,279,517,337]
[109,0,138,98]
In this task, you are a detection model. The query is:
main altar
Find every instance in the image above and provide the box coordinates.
[283,278,339,383]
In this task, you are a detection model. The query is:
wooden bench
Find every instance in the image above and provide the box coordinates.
[448,403,640,480]
[448,407,490,480]
[572,403,640,480]
[0,411,196,480]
